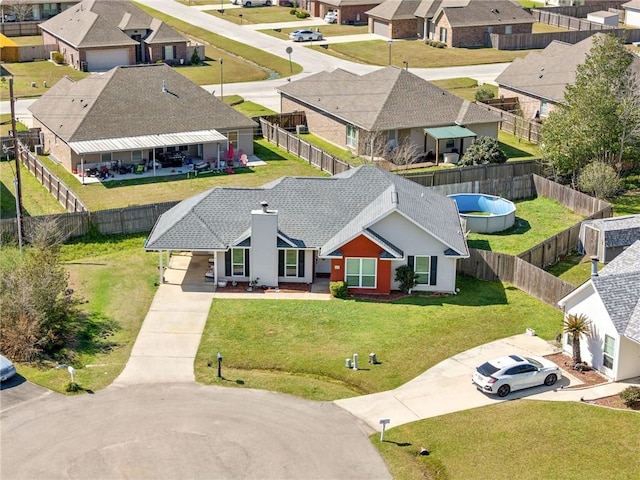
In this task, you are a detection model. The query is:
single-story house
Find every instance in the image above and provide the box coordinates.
[145,165,470,295]
[366,0,534,43]
[495,33,640,121]
[579,215,640,263]
[307,0,383,24]
[39,0,190,71]
[278,66,502,162]
[28,63,257,174]
[558,241,640,381]
[623,0,640,27]
[0,0,78,21]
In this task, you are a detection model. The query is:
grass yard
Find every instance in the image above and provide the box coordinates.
[498,131,541,159]
[4,35,43,46]
[612,189,640,216]
[0,113,28,136]
[261,23,369,39]
[233,99,277,117]
[430,77,497,103]
[194,275,563,400]
[466,197,585,255]
[34,139,327,211]
[309,40,534,68]
[374,400,640,480]
[13,234,158,393]
[1,61,90,100]
[545,252,597,286]
[205,5,307,24]
[532,22,569,33]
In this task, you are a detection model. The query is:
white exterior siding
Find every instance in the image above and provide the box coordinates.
[371,211,458,293]
[617,336,640,380]
[625,7,640,27]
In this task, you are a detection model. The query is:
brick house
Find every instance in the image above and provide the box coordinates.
[39,0,190,71]
[306,0,383,24]
[367,0,421,38]
[278,66,501,162]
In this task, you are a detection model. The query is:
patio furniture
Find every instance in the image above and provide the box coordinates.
[205,269,215,282]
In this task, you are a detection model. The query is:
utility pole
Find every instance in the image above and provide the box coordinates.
[9,77,23,251]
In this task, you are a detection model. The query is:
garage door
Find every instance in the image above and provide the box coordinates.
[372,20,389,37]
[85,49,129,72]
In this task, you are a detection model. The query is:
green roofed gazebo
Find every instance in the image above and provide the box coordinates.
[424,126,477,165]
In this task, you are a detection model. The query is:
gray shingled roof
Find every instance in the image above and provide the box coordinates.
[39,0,185,48]
[496,34,640,103]
[414,0,469,19]
[435,0,534,27]
[367,0,422,20]
[278,66,501,130]
[622,0,640,9]
[591,215,640,248]
[592,240,640,344]
[145,165,469,260]
[28,64,257,143]
[320,0,384,6]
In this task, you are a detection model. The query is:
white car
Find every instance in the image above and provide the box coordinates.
[472,354,561,397]
[241,0,272,6]
[324,11,337,23]
[289,29,323,42]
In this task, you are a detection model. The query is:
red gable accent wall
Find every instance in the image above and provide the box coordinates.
[330,234,392,294]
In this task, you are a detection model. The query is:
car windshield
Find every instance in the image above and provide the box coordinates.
[477,362,499,376]
[525,357,543,369]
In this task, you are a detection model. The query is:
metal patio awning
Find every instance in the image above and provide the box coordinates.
[424,125,477,139]
[69,129,228,155]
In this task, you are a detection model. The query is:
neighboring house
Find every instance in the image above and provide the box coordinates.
[558,241,640,381]
[28,63,257,174]
[0,0,78,21]
[367,0,533,43]
[495,33,640,121]
[278,66,502,162]
[307,0,383,24]
[145,165,470,295]
[623,0,640,27]
[39,0,189,71]
[579,215,640,263]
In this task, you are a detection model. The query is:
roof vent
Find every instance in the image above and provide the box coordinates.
[260,201,269,213]
[391,190,398,204]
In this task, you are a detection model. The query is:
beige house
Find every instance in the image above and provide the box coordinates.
[29,63,257,174]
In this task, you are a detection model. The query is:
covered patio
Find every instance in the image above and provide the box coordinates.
[423,125,477,165]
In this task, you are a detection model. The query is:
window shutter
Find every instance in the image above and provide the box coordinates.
[298,250,305,278]
[173,45,177,58]
[407,256,414,270]
[429,256,438,286]
[244,249,250,277]
[278,250,285,277]
[225,250,231,277]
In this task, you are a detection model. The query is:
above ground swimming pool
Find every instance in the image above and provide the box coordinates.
[449,193,516,233]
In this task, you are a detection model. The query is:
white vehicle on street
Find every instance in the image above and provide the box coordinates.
[289,29,323,42]
[472,354,561,397]
[240,0,272,6]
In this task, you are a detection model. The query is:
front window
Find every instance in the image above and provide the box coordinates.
[285,249,297,277]
[414,256,431,284]
[505,25,513,34]
[164,45,175,60]
[603,335,615,369]
[232,248,245,276]
[345,258,376,288]
[131,150,142,163]
[540,100,549,117]
[439,27,447,43]
[346,124,357,149]
[101,152,112,163]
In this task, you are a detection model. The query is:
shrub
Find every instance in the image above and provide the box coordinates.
[394,265,418,294]
[458,136,507,166]
[475,86,495,102]
[65,382,82,393]
[424,40,446,48]
[52,52,64,64]
[295,10,310,18]
[330,281,348,299]
[577,161,622,200]
[622,173,640,190]
[619,386,640,407]
[190,49,201,66]
[289,8,297,14]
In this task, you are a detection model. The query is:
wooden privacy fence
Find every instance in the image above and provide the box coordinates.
[489,28,640,51]
[260,118,352,175]
[476,103,542,143]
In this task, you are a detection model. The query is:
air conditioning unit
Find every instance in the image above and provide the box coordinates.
[295,124,308,134]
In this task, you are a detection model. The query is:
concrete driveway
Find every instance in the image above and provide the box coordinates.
[335,334,577,431]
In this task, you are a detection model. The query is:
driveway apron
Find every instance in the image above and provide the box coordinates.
[114,254,214,384]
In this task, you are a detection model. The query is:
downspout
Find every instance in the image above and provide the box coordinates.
[159,250,163,284]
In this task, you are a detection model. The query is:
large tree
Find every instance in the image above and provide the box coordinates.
[541,34,640,185]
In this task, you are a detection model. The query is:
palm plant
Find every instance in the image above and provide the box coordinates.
[563,313,592,365]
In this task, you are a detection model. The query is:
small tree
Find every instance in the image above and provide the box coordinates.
[562,313,591,365]
[395,265,418,294]
[360,131,419,167]
[475,86,495,102]
[458,136,507,166]
[190,48,201,66]
[577,161,622,199]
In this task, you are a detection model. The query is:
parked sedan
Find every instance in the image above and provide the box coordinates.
[289,30,323,42]
[1,354,17,382]
[472,354,561,397]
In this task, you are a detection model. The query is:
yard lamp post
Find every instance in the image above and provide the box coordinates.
[239,13,243,25]
[403,60,408,71]
[217,352,223,378]
[387,40,393,66]
[219,58,224,99]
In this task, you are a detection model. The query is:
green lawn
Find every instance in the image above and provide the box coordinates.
[466,197,585,255]
[261,23,369,39]
[12,234,158,393]
[532,22,569,33]
[1,61,90,100]
[205,5,307,24]
[194,275,563,400]
[4,35,43,46]
[498,131,541,159]
[430,77,497,103]
[309,40,535,68]
[374,400,640,480]
[612,189,640,216]
[545,252,597,286]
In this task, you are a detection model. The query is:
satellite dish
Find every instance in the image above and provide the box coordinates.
[286,46,293,54]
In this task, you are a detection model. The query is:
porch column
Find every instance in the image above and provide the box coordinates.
[158,250,163,284]
[214,251,219,286]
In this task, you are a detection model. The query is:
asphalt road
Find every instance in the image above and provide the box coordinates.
[1,382,391,479]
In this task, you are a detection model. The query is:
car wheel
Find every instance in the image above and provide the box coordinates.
[296,37,302,42]
[544,374,557,386]
[265,0,272,5]
[497,384,510,397]
[244,1,251,6]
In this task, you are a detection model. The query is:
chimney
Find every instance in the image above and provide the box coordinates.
[251,202,278,287]
[590,256,599,277]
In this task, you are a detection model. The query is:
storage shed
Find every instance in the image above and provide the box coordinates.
[579,215,640,263]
